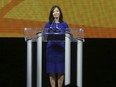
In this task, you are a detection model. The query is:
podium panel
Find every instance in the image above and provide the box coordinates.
[24,28,84,87]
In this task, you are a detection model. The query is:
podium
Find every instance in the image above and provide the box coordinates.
[24,28,84,87]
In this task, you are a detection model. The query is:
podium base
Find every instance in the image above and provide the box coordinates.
[65,84,78,87]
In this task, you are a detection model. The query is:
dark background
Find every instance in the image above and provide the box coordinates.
[0,38,116,87]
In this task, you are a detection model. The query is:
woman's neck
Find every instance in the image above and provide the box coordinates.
[54,17,59,23]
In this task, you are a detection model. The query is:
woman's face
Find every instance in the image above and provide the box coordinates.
[53,7,60,18]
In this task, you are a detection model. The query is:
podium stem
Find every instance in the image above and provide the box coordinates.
[37,33,42,87]
[77,40,83,87]
[27,40,32,87]
[65,34,71,85]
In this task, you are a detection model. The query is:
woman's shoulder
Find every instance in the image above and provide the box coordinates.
[61,22,68,24]
[45,22,50,25]
[61,22,69,28]
[44,22,51,28]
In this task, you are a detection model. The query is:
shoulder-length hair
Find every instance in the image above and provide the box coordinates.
[49,5,63,24]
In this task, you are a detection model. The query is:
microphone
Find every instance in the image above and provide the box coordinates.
[55,23,60,32]
[50,19,55,29]
[48,18,61,33]
[48,19,54,33]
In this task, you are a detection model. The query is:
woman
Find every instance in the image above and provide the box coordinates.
[44,5,70,87]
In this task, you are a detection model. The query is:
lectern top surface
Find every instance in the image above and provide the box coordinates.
[24,28,84,42]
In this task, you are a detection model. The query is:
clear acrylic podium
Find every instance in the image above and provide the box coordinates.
[24,28,84,87]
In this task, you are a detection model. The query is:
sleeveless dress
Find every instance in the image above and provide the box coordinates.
[44,22,69,74]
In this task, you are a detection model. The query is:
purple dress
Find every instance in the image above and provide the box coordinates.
[44,22,69,74]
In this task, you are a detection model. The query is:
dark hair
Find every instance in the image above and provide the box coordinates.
[49,5,63,24]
